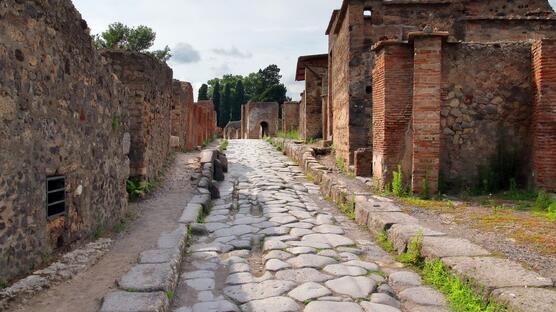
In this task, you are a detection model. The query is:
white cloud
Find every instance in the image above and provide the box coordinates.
[212,46,252,59]
[171,42,201,64]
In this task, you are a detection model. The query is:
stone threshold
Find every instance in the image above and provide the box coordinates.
[100,148,225,312]
[271,138,556,312]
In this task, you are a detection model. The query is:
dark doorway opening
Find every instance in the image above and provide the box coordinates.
[260,121,269,138]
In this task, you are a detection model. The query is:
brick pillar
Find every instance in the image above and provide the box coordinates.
[410,33,445,194]
[372,41,414,189]
[532,39,556,191]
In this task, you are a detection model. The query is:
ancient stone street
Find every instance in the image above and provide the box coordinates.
[171,140,449,312]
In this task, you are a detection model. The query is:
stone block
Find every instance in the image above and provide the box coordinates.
[117,263,176,292]
[366,212,418,234]
[443,256,553,292]
[200,149,217,164]
[178,203,203,225]
[387,224,445,254]
[421,236,490,258]
[214,159,225,181]
[100,291,168,312]
[139,249,180,266]
[354,148,372,177]
[157,225,188,252]
[492,287,556,312]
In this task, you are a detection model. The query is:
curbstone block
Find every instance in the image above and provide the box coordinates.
[100,291,169,312]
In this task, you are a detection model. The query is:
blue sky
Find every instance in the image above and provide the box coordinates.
[73,0,556,101]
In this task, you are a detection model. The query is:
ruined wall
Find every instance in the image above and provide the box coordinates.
[103,51,173,181]
[460,18,556,42]
[171,80,190,149]
[372,42,413,188]
[224,121,241,139]
[302,66,326,140]
[440,42,533,190]
[244,102,279,139]
[282,102,299,133]
[0,0,129,281]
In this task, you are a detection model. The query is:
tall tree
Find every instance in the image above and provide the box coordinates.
[212,81,221,126]
[233,80,246,121]
[221,83,233,128]
[198,84,209,101]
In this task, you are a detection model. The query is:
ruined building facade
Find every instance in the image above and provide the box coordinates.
[0,0,217,282]
[296,55,328,140]
[303,0,556,192]
[240,102,280,139]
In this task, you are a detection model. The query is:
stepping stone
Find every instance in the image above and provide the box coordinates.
[191,300,239,312]
[287,282,332,302]
[305,301,363,312]
[399,287,447,307]
[360,302,401,312]
[370,293,401,308]
[265,259,292,271]
[100,291,168,312]
[443,256,553,290]
[240,296,299,312]
[492,287,556,312]
[117,263,175,292]
[286,254,337,269]
[325,276,376,298]
[343,260,380,272]
[313,224,345,234]
[275,268,333,283]
[421,237,490,258]
[323,264,367,276]
[388,271,422,291]
[223,280,297,303]
[302,234,355,248]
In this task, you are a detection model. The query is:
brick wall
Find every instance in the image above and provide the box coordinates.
[282,102,299,133]
[302,66,326,140]
[532,39,556,191]
[372,42,414,189]
[171,80,190,149]
[243,102,280,139]
[411,35,444,194]
[0,0,129,281]
[103,51,173,182]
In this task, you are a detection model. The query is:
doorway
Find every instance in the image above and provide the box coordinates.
[260,121,269,138]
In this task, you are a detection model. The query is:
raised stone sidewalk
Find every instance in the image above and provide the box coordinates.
[274,138,556,312]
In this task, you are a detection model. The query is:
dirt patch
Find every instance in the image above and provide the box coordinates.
[9,151,200,312]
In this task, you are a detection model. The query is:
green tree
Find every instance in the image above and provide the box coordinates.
[221,83,233,128]
[212,81,221,126]
[93,22,171,62]
[198,84,209,101]
[233,80,246,121]
[256,84,288,104]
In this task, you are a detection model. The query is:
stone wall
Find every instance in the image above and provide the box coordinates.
[224,121,241,139]
[103,50,173,182]
[281,102,299,133]
[0,0,130,282]
[301,66,326,140]
[441,42,533,190]
[242,102,279,139]
[171,80,193,150]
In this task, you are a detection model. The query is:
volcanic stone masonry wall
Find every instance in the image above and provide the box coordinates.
[0,0,130,282]
[103,50,173,181]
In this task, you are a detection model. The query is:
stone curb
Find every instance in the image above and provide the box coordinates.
[99,148,223,312]
[272,138,556,312]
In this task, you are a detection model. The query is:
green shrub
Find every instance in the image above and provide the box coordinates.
[392,165,405,197]
[126,178,154,201]
[219,139,229,152]
[397,230,423,266]
[276,130,301,140]
[536,191,552,210]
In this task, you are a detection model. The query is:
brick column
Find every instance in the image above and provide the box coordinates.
[532,39,556,191]
[410,33,446,194]
[371,41,413,189]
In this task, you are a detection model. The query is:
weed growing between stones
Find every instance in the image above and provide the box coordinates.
[126,178,155,201]
[335,156,355,177]
[396,230,423,266]
[338,193,356,220]
[219,139,229,152]
[305,137,318,145]
[422,260,507,312]
[276,130,301,140]
[391,165,406,197]
[165,290,174,300]
[376,230,395,253]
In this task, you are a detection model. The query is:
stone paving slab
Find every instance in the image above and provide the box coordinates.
[421,236,490,258]
[491,287,556,312]
[117,263,176,292]
[178,203,204,225]
[366,212,419,234]
[387,224,446,254]
[443,256,554,291]
[100,291,168,312]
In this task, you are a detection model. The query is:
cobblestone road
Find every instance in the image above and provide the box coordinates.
[172,140,450,312]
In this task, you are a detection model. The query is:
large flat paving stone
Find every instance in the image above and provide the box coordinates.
[286,254,337,269]
[323,264,367,276]
[304,301,363,312]
[100,291,168,312]
[178,203,203,225]
[288,282,332,302]
[398,287,447,307]
[360,302,401,312]
[325,276,376,298]
[492,287,556,312]
[240,296,299,312]
[366,212,418,233]
[275,268,333,283]
[301,234,355,248]
[387,224,445,254]
[223,280,297,303]
[117,263,175,292]
[443,256,553,291]
[421,237,490,258]
[388,271,422,292]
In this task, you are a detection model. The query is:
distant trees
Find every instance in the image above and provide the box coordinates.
[204,64,291,128]
[198,84,209,101]
[93,22,171,62]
